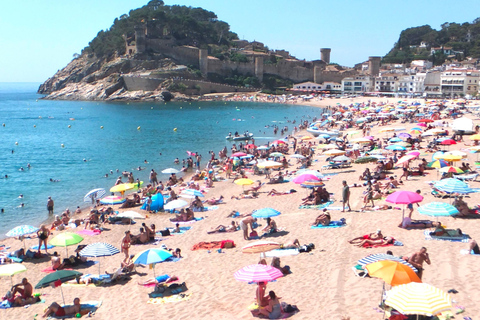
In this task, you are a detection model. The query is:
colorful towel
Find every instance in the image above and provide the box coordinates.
[46,301,102,319]
[311,220,346,229]
[76,229,101,236]
[41,267,73,273]
[147,293,192,304]
[424,230,470,243]
[30,244,54,250]
[203,206,218,211]
[299,201,334,209]
[265,249,299,257]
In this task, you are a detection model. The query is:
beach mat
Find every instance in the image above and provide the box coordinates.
[46,301,102,319]
[147,293,192,304]
[460,249,480,256]
[203,206,218,211]
[76,229,101,236]
[30,244,54,250]
[311,221,346,229]
[424,230,470,243]
[325,206,343,211]
[265,249,299,258]
[165,226,191,235]
[170,217,204,225]
[42,267,73,273]
[299,201,334,210]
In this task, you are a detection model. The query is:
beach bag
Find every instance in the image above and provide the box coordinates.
[160,229,171,236]
[221,240,235,249]
[249,231,258,238]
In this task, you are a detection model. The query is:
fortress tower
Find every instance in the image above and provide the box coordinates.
[368,56,381,76]
[320,48,331,64]
[255,57,264,82]
[199,49,208,77]
[134,25,146,54]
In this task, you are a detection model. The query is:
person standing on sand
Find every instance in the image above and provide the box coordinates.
[47,197,54,215]
[239,216,256,240]
[342,180,351,212]
[149,169,158,187]
[405,247,431,279]
[121,231,131,263]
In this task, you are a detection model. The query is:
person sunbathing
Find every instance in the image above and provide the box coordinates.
[43,297,89,318]
[311,209,331,226]
[204,195,224,205]
[231,193,258,200]
[131,228,149,244]
[51,252,65,271]
[13,295,41,307]
[245,181,263,194]
[348,230,383,244]
[262,217,278,234]
[207,221,238,234]
[281,239,301,249]
[356,236,394,247]
[383,176,402,191]
[430,226,463,237]
[121,254,135,273]
[267,188,296,196]
[301,192,321,206]
[271,257,290,275]
[398,217,441,229]
[137,274,178,286]
[453,196,471,216]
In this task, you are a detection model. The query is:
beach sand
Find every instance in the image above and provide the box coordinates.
[1,97,479,319]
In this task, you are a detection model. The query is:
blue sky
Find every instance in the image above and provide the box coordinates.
[1,0,479,82]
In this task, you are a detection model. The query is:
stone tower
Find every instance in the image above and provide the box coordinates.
[368,56,381,76]
[255,57,264,82]
[134,25,146,54]
[320,48,331,64]
[199,49,208,77]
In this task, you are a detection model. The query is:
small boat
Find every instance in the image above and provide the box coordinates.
[226,133,254,141]
[306,121,340,137]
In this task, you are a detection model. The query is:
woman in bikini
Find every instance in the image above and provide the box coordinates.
[37,225,50,254]
[121,231,131,263]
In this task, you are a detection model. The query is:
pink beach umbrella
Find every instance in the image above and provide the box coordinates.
[386,191,424,219]
[292,173,320,184]
[417,123,427,127]
[231,152,248,158]
[234,264,283,283]
[406,151,420,157]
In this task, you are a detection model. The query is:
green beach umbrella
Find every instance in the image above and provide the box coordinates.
[35,270,83,305]
[49,232,83,256]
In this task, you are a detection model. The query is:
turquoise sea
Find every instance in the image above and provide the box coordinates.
[0,82,323,237]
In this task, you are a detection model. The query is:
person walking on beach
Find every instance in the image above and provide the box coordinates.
[405,247,431,279]
[342,181,351,212]
[47,197,54,215]
[121,231,131,263]
[361,181,374,211]
[149,169,158,187]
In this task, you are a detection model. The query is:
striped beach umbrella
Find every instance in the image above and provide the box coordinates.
[6,225,39,238]
[84,188,106,203]
[386,145,407,151]
[427,160,448,168]
[439,166,463,174]
[434,178,473,194]
[417,202,459,217]
[80,242,120,274]
[301,180,325,188]
[234,264,283,283]
[100,195,126,205]
[323,149,346,156]
[133,248,173,278]
[385,283,452,317]
[358,254,417,272]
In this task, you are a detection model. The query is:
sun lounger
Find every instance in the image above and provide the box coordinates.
[265,249,299,258]
[456,173,478,181]
[352,264,368,278]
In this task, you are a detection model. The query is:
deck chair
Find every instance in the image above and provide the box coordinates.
[456,173,478,181]
[102,268,124,284]
[352,264,368,278]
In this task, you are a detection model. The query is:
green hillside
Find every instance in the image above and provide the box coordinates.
[82,0,238,58]
[383,18,480,65]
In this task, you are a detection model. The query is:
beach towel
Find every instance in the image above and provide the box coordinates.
[165,226,191,235]
[191,240,235,251]
[424,230,470,243]
[147,293,192,304]
[362,240,403,248]
[299,201,334,210]
[203,206,218,211]
[46,301,102,319]
[30,244,54,250]
[311,220,346,229]
[265,249,299,258]
[41,267,73,273]
[76,229,101,236]
[325,206,343,211]
[460,249,480,256]
[170,217,204,225]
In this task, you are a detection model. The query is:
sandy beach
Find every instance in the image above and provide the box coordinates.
[1,96,479,320]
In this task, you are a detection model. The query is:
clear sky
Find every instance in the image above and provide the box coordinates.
[1,0,479,82]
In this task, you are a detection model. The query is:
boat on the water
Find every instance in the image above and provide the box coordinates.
[306,121,341,137]
[226,132,254,141]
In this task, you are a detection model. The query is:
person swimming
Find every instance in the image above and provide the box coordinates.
[19,167,24,171]
[50,178,60,182]
[18,194,23,199]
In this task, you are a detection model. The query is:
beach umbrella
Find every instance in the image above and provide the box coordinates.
[49,232,83,256]
[110,183,135,193]
[161,168,180,174]
[470,134,480,141]
[439,166,463,174]
[292,173,320,184]
[379,128,395,133]
[417,123,427,128]
[79,242,120,274]
[418,119,434,123]
[365,260,421,286]
[440,139,456,146]
[443,151,467,159]
[232,152,247,158]
[35,270,83,305]
[301,136,313,141]
[332,155,351,162]
[398,133,411,139]
[406,151,420,157]
[434,178,473,194]
[116,211,145,221]
[395,155,416,166]
[323,149,346,156]
[245,144,257,149]
[83,188,106,203]
[358,254,417,272]
[234,264,283,283]
[409,129,422,135]
[369,149,388,155]
[441,154,463,162]
[354,156,378,164]
[389,137,402,143]
[257,161,282,169]
[397,142,411,147]
[269,152,284,157]
[234,178,255,192]
[0,263,27,287]
[257,146,269,150]
[180,189,204,198]
[295,170,324,178]
[417,202,459,217]
[132,248,173,278]
[290,154,306,159]
[252,208,281,219]
[6,225,39,250]
[318,143,339,150]
[386,191,423,219]
[100,196,125,205]
[385,283,452,318]
[351,137,371,144]
[272,140,286,145]
[242,241,281,254]
[301,180,325,189]
[164,199,188,211]
[319,134,331,139]
[385,145,406,151]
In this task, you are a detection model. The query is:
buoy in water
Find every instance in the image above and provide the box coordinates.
[137,126,141,130]
[100,126,104,129]
[61,144,65,148]
[173,128,177,132]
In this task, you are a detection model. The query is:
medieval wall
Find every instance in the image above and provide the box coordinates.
[123,76,164,91]
[146,39,200,67]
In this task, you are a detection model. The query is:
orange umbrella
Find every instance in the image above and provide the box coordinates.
[365,260,421,286]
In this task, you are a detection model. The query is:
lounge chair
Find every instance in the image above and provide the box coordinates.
[352,264,368,278]
[456,173,478,181]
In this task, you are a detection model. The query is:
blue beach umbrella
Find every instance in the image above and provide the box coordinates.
[6,225,40,250]
[319,134,331,139]
[252,208,281,219]
[417,202,459,217]
[389,137,402,143]
[133,249,173,278]
[386,145,406,151]
[434,178,473,194]
[181,189,204,198]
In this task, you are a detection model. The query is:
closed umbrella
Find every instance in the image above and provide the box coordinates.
[49,232,83,256]
[385,283,452,318]
[79,242,120,274]
[132,248,173,278]
[35,270,83,305]
[234,264,283,283]
[83,188,106,203]
[0,263,27,286]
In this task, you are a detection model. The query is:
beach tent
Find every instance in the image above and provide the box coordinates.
[452,117,474,133]
[141,193,164,211]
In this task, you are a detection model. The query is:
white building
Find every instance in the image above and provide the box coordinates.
[292,81,341,92]
[396,73,425,95]
[342,76,373,93]
[441,69,480,97]
[374,74,398,93]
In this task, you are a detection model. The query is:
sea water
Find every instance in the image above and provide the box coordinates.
[0,83,324,237]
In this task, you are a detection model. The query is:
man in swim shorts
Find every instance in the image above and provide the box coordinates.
[43,297,87,318]
[11,278,32,299]
[240,216,256,240]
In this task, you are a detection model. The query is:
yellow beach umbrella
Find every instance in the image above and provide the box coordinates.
[470,134,480,141]
[365,260,421,287]
[442,155,462,162]
[0,263,27,286]
[110,183,135,193]
[301,136,313,141]
[257,161,282,169]
[323,149,346,156]
[318,144,339,150]
[443,151,467,159]
[234,178,255,186]
[379,128,395,133]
